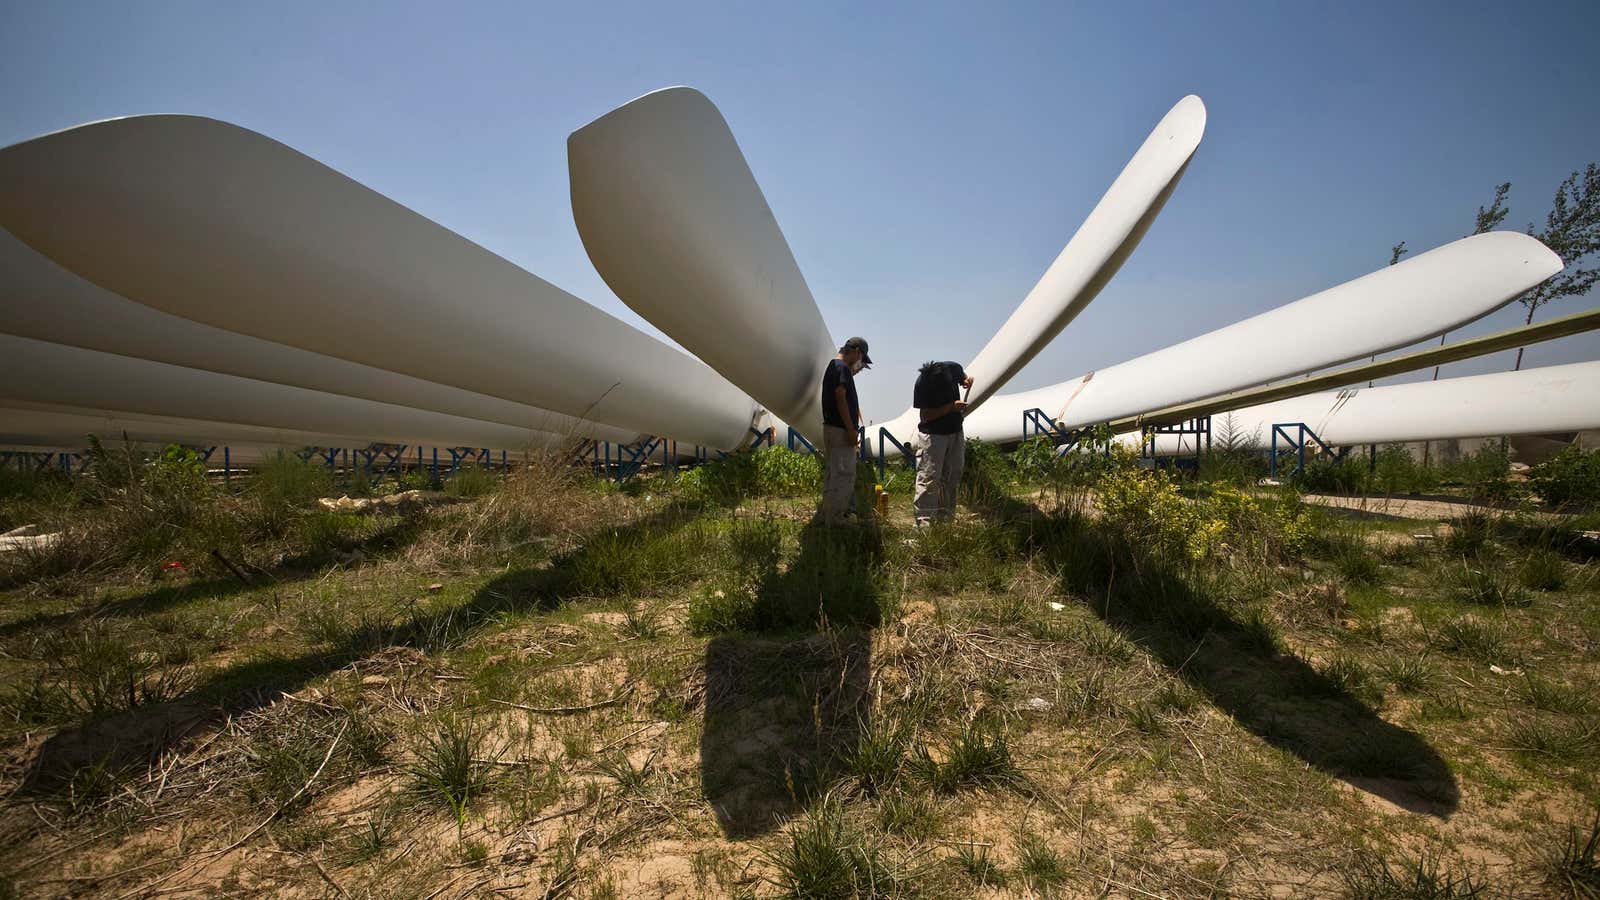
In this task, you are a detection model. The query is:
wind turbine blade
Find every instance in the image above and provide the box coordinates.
[0,227,637,441]
[569,87,837,444]
[1139,361,1600,453]
[0,116,757,449]
[0,402,415,451]
[957,231,1563,443]
[964,95,1206,409]
[0,334,639,450]
[1121,305,1600,430]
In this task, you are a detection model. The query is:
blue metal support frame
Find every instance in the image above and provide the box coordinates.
[875,427,917,483]
[1140,416,1212,472]
[1269,422,1345,477]
[787,427,818,455]
[1021,408,1093,450]
[356,444,409,483]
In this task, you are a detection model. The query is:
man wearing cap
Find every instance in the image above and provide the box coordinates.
[913,360,974,526]
[816,337,871,524]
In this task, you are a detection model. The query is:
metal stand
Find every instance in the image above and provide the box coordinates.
[1021,408,1097,451]
[1269,422,1344,477]
[1141,416,1211,472]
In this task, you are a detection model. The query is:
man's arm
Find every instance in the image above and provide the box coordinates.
[834,385,858,443]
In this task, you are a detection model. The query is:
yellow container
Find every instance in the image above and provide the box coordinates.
[874,484,889,517]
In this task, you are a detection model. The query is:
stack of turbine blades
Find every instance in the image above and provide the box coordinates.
[0,114,760,450]
[0,334,634,451]
[569,87,837,446]
[0,228,638,443]
[944,231,1563,445]
[962,95,1207,410]
[1136,361,1600,454]
[0,402,416,452]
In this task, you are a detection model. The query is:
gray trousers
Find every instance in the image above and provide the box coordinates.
[818,425,857,523]
[914,429,964,525]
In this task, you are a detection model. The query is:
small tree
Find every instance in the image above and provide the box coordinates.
[1512,164,1600,370]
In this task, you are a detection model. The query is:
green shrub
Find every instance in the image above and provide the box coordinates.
[1451,565,1529,607]
[1446,445,1512,502]
[299,511,366,558]
[1293,453,1369,494]
[250,452,334,535]
[444,466,498,499]
[676,446,822,505]
[1372,445,1441,495]
[1529,445,1600,508]
[1520,550,1567,592]
[764,795,905,898]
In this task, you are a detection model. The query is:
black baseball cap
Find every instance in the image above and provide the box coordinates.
[841,336,872,367]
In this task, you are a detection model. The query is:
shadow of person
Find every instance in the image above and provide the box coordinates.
[700,520,883,839]
[963,462,1459,817]
[17,502,704,794]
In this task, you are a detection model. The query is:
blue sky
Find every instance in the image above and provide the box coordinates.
[3,0,1597,421]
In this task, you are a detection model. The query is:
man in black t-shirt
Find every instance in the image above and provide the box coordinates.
[912,360,974,526]
[815,336,871,524]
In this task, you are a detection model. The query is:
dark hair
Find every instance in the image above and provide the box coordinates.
[918,360,946,377]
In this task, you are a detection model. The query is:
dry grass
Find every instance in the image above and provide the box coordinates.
[0,448,1596,897]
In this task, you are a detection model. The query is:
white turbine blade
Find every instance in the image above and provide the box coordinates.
[0,227,635,440]
[0,116,757,449]
[0,402,406,451]
[0,334,639,449]
[965,95,1206,409]
[1139,361,1600,453]
[957,231,1562,443]
[569,87,837,444]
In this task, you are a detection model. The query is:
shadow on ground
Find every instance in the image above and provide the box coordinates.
[15,504,701,792]
[0,516,429,641]
[700,521,884,838]
[965,463,1460,817]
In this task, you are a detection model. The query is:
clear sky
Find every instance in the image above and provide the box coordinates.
[3,0,1597,421]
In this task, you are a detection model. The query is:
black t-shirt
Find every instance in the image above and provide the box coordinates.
[914,361,967,435]
[820,358,859,428]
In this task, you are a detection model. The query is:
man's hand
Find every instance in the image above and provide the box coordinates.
[953,400,968,414]
[961,375,974,390]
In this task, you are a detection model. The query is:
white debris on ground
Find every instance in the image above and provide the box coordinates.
[316,490,459,514]
[0,524,62,553]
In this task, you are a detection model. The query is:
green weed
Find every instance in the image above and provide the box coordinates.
[910,723,1019,794]
[408,716,495,821]
[1519,550,1567,592]
[1339,849,1483,898]
[764,795,905,898]
[840,717,910,796]
[1451,565,1529,607]
[1016,833,1066,891]
[952,843,1006,887]
[1547,807,1600,898]
[1436,619,1509,663]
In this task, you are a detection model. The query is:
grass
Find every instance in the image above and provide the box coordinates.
[840,717,910,796]
[765,795,907,898]
[408,715,495,822]
[1380,655,1438,694]
[1450,564,1530,607]
[908,722,1020,794]
[1435,618,1510,663]
[1520,549,1568,592]
[1548,807,1600,898]
[1340,849,1484,898]
[952,842,1005,886]
[1016,833,1067,892]
[1,440,1597,896]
